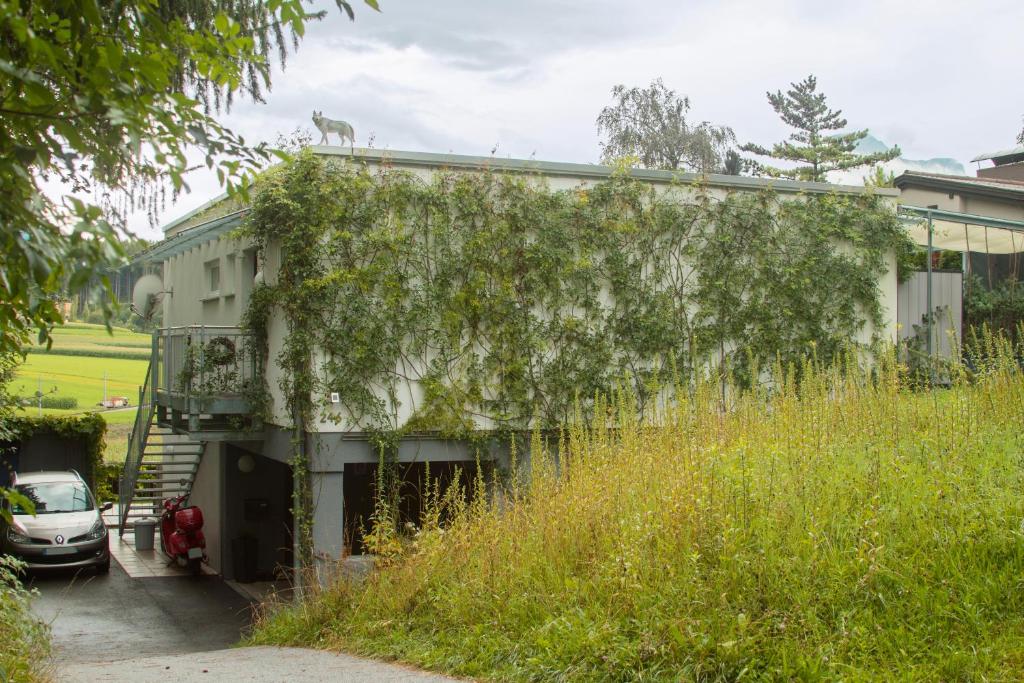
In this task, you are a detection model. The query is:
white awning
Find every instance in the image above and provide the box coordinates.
[900,206,1024,255]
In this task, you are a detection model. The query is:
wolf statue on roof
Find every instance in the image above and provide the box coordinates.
[312,111,355,149]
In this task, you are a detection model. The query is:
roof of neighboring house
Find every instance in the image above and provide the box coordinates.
[970,145,1024,164]
[137,209,245,263]
[139,147,899,263]
[893,170,1024,202]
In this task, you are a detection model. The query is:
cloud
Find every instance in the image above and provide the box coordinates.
[126,0,1024,238]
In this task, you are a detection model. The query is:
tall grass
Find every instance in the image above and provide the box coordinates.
[253,342,1024,681]
[0,558,50,683]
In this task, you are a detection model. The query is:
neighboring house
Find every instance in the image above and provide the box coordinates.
[122,148,903,582]
[893,170,1024,355]
[972,144,1024,183]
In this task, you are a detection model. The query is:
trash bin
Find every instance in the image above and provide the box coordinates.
[134,517,158,551]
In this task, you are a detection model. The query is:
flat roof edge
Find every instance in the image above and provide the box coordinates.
[149,148,900,256]
[311,146,899,197]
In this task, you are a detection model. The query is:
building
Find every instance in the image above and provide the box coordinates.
[972,144,1024,183]
[121,147,904,582]
[893,169,1024,357]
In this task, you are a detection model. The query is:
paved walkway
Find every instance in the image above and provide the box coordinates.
[59,646,463,682]
[108,529,216,578]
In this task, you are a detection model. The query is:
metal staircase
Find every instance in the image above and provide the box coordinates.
[118,361,205,536]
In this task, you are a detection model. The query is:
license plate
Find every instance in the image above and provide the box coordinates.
[187,547,203,559]
[43,547,76,556]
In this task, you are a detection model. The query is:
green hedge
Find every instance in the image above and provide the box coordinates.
[19,396,78,410]
[2,413,106,492]
[24,346,148,360]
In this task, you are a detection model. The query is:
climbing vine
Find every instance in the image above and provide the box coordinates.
[240,150,911,438]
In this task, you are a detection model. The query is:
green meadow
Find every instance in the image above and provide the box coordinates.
[12,324,151,462]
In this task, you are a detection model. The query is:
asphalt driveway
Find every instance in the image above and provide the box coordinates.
[29,563,253,665]
[28,563,462,682]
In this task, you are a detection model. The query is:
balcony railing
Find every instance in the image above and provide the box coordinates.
[154,326,260,433]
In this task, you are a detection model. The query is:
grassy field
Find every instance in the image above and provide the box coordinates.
[253,349,1024,681]
[12,323,151,462]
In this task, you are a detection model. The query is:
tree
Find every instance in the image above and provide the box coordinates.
[722,149,744,176]
[863,165,896,188]
[739,75,899,183]
[597,78,736,173]
[1017,116,1023,145]
[0,0,377,360]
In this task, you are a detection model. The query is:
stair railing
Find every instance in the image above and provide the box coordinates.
[118,353,156,536]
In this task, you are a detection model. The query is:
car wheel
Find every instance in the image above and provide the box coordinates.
[97,557,110,574]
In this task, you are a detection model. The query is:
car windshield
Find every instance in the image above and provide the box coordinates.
[13,482,94,515]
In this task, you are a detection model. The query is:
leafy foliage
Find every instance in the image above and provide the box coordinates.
[0,555,50,683]
[241,151,910,436]
[965,276,1024,339]
[597,79,736,173]
[740,75,900,182]
[0,0,376,359]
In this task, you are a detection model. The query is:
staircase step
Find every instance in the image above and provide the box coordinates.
[142,449,203,455]
[138,466,197,473]
[135,476,193,484]
[135,484,191,492]
[131,493,189,502]
[141,456,201,462]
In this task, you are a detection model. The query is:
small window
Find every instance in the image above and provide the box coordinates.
[205,259,221,296]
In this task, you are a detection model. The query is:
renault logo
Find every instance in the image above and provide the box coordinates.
[55,535,64,545]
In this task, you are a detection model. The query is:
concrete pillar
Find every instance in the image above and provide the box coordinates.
[311,471,344,585]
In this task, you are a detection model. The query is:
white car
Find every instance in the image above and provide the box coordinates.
[2,471,111,573]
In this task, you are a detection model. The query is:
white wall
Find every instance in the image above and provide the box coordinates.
[161,154,901,433]
[187,442,223,574]
[162,237,256,328]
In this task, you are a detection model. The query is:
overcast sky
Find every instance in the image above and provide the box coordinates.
[130,0,1024,238]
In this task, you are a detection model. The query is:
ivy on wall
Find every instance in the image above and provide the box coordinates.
[240,150,912,438]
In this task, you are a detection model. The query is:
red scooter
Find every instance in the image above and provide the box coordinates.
[160,494,207,574]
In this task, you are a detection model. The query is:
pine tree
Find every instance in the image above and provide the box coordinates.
[740,75,899,183]
[722,149,744,175]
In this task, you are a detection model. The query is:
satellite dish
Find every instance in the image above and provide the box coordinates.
[131,274,170,321]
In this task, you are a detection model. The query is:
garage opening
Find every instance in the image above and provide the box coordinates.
[343,460,480,555]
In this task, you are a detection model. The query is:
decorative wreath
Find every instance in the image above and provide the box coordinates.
[203,336,237,367]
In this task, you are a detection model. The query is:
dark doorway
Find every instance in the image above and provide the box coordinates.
[343,460,478,555]
[223,445,293,581]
